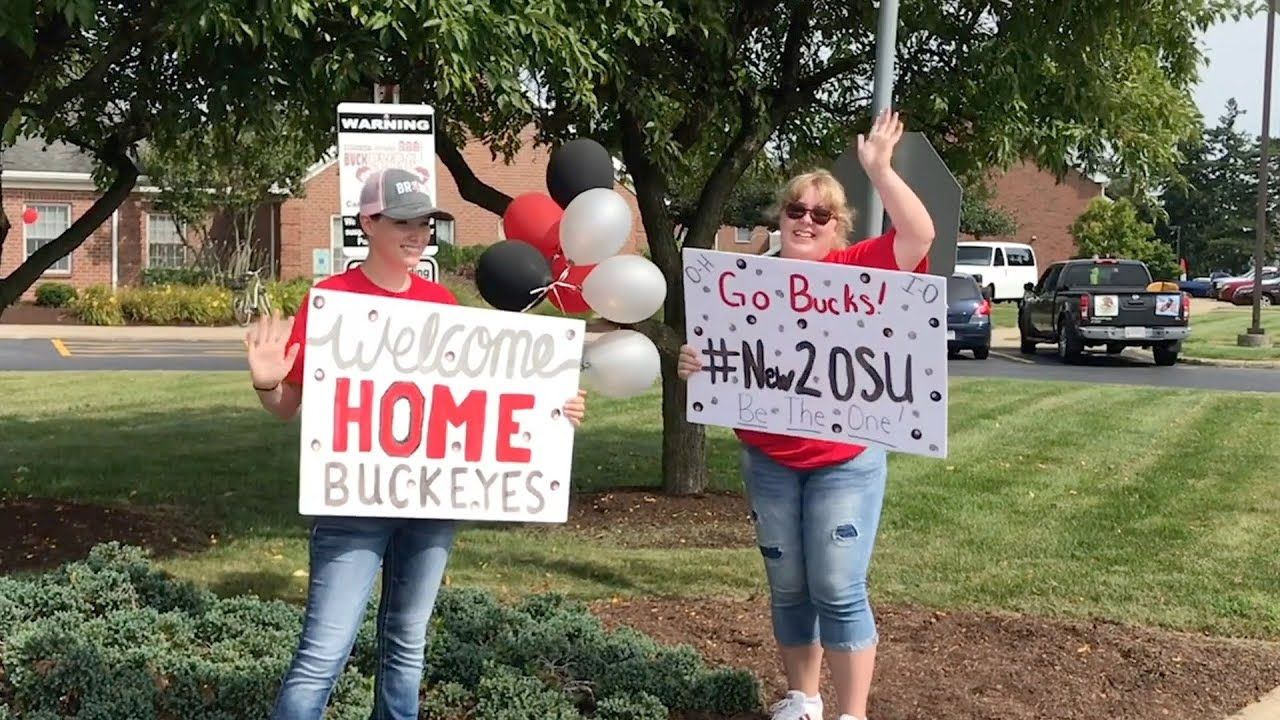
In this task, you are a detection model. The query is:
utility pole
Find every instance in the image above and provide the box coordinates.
[1240,0,1275,348]
[856,0,900,241]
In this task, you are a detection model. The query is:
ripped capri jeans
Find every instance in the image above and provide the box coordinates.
[742,445,888,652]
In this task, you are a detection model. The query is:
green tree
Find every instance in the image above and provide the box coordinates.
[959,176,1018,240]
[0,0,337,311]
[1159,99,1272,274]
[142,109,319,277]
[1070,197,1180,280]
[438,0,1249,493]
[0,0,671,312]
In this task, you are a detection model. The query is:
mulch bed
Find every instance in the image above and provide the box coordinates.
[0,301,81,325]
[0,496,212,573]
[3,491,1277,719]
[593,598,1280,720]
[562,489,754,548]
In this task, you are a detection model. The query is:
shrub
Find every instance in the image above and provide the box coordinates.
[267,278,312,316]
[0,543,761,719]
[436,244,486,278]
[34,282,77,308]
[70,286,124,326]
[114,285,234,326]
[141,267,216,287]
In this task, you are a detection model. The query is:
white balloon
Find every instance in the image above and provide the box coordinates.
[581,254,667,324]
[581,330,660,398]
[559,188,632,265]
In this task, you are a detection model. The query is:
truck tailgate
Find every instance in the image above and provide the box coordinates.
[1086,290,1185,327]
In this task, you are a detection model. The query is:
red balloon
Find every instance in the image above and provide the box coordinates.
[22,207,38,225]
[502,193,562,258]
[548,253,594,314]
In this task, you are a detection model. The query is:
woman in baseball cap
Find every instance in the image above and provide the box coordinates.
[245,168,589,720]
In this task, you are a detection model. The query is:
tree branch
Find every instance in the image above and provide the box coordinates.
[0,142,139,308]
[436,130,513,216]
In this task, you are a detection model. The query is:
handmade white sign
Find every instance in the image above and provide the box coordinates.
[298,288,585,522]
[682,248,948,458]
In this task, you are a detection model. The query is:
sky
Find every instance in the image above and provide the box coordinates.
[1194,10,1277,136]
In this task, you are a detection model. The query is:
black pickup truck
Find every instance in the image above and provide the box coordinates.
[1017,258,1191,365]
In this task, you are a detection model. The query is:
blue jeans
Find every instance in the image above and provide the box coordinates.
[272,516,457,720]
[742,445,888,652]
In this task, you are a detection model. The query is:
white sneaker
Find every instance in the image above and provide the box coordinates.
[768,690,823,720]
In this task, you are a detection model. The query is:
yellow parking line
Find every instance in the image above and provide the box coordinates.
[990,350,1034,364]
[51,338,71,357]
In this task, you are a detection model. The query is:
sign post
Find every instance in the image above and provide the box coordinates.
[335,101,441,282]
[833,132,963,278]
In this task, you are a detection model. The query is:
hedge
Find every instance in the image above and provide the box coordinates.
[0,544,761,719]
[68,279,313,326]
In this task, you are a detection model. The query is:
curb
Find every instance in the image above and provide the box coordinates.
[1227,684,1280,719]
[1177,355,1280,369]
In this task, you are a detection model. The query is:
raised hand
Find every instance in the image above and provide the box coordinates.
[246,309,299,390]
[856,109,904,176]
[676,344,702,380]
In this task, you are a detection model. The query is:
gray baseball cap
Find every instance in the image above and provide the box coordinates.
[359,167,454,221]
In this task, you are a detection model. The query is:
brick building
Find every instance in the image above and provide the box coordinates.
[1,134,1103,300]
[960,160,1107,268]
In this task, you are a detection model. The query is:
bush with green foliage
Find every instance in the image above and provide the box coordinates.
[436,244,487,278]
[0,544,760,719]
[34,282,77,308]
[266,278,313,317]
[115,285,235,326]
[70,286,125,326]
[1070,197,1181,281]
[140,267,218,287]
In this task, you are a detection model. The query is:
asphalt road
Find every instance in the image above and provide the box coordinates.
[3,337,1279,393]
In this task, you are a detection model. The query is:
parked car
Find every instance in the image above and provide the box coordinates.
[1178,271,1232,297]
[1017,258,1191,366]
[1212,267,1279,299]
[954,241,1038,303]
[946,273,992,359]
[1231,282,1280,308]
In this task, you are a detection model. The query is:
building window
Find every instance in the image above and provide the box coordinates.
[734,226,752,245]
[24,204,72,274]
[434,219,455,245]
[147,213,189,268]
[331,215,343,249]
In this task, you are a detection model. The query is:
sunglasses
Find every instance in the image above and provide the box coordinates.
[784,202,834,225]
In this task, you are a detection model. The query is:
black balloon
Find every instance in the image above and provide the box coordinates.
[546,138,615,208]
[475,240,553,312]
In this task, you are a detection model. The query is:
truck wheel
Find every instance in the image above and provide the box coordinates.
[972,346,990,360]
[1018,312,1036,354]
[1056,318,1083,363]
[1152,343,1179,366]
[1106,343,1124,354]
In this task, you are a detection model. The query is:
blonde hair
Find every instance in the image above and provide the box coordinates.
[771,169,856,244]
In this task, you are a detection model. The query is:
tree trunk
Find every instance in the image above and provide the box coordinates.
[659,349,708,495]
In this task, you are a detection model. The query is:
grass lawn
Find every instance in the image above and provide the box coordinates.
[1182,308,1280,361]
[1,372,1278,640]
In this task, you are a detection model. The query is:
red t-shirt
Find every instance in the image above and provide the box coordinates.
[734,228,928,469]
[283,267,458,387]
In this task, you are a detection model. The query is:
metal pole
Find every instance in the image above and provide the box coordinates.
[857,0,899,241]
[1243,0,1274,344]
